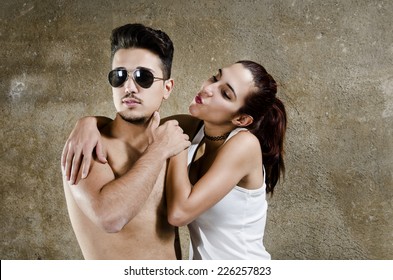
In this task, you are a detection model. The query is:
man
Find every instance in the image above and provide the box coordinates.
[62,23,190,259]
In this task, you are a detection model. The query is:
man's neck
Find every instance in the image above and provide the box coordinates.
[106,113,151,150]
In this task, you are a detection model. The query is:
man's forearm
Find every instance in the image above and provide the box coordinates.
[69,117,190,232]
[78,144,168,233]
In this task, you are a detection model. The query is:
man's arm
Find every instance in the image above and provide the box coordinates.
[65,141,168,233]
[62,114,200,184]
[63,112,190,233]
[161,114,201,139]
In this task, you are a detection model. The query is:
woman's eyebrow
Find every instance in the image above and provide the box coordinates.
[219,69,237,98]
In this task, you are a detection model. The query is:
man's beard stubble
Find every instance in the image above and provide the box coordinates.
[118,112,148,125]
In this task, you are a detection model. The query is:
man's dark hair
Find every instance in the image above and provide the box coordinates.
[110,23,174,79]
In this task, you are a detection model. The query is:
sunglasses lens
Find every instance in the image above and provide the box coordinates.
[108,69,158,88]
[134,69,155,88]
[108,69,127,87]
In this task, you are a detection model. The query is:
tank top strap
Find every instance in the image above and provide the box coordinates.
[187,124,205,166]
[224,127,248,144]
[188,126,249,166]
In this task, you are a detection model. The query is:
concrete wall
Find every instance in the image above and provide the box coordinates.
[1,0,392,259]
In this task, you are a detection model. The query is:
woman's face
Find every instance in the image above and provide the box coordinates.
[189,63,255,125]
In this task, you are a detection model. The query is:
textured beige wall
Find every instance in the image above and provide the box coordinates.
[1,0,392,259]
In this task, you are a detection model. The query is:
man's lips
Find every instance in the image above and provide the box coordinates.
[122,98,141,106]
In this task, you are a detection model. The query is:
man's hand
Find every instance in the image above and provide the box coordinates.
[147,112,191,159]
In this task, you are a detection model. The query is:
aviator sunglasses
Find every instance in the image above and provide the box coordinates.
[108,68,166,88]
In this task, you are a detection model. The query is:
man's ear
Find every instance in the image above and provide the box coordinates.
[163,78,174,100]
[232,114,254,127]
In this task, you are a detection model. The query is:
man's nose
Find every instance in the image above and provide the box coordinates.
[124,74,138,93]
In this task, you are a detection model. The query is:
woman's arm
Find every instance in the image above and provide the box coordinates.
[166,131,261,226]
[64,113,191,232]
[61,116,112,184]
[62,114,199,184]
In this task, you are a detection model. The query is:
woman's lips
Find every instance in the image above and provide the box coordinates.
[195,95,203,104]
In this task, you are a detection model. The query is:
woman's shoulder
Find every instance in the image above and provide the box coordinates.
[214,130,262,183]
[228,129,259,146]
[221,129,261,157]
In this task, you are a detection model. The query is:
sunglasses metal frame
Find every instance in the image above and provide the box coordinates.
[108,67,166,89]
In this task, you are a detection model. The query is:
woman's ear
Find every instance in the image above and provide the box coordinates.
[232,114,254,127]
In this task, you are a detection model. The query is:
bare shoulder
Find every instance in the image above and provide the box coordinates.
[78,156,115,189]
[227,130,260,149]
[211,130,262,189]
[219,130,261,159]
[71,135,115,188]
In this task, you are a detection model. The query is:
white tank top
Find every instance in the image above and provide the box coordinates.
[187,125,271,260]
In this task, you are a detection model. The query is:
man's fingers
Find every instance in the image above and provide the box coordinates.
[149,111,160,130]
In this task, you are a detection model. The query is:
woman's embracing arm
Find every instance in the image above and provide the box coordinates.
[61,116,111,184]
[166,131,261,226]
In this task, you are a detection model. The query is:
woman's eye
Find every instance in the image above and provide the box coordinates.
[222,91,230,99]
[210,74,230,99]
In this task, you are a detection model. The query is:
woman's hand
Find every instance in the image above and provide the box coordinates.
[61,116,109,184]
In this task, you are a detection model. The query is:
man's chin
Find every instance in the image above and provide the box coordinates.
[119,113,147,125]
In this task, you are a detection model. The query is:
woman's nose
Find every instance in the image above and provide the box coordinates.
[201,86,214,97]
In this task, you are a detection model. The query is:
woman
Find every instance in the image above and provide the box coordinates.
[62,60,287,259]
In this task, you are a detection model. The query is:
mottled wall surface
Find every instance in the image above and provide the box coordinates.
[1,0,392,259]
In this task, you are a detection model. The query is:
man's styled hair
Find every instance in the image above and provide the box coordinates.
[110,23,174,79]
